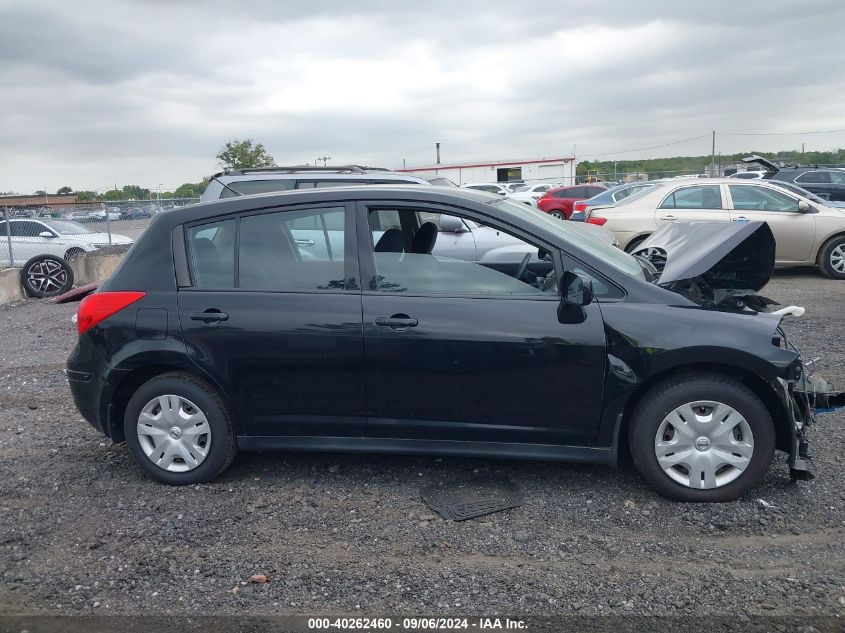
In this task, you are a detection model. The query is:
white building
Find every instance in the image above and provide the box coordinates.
[397,156,577,186]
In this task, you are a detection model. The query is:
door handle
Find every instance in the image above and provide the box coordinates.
[659,215,677,221]
[190,309,229,323]
[733,216,750,222]
[375,315,418,329]
[295,238,316,247]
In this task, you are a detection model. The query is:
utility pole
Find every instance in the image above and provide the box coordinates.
[402,158,406,170]
[317,156,331,166]
[802,142,805,158]
[435,142,441,165]
[711,130,716,177]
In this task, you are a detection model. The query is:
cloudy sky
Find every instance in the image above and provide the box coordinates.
[2,0,845,193]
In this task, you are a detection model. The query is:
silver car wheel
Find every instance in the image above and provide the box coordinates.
[549,211,564,220]
[654,400,754,490]
[831,244,845,273]
[136,395,211,472]
[27,259,68,294]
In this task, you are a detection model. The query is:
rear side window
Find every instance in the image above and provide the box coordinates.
[187,219,237,287]
[238,207,346,291]
[795,171,831,184]
[552,188,577,199]
[220,180,295,198]
[659,185,723,209]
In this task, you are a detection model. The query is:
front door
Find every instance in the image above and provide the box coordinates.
[727,184,816,262]
[177,204,366,437]
[358,203,607,446]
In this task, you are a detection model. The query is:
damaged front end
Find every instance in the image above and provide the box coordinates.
[635,220,844,480]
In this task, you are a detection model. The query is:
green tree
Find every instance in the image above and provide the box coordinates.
[35,190,47,196]
[103,189,122,201]
[75,191,98,202]
[216,138,275,170]
[57,186,73,194]
[172,182,206,198]
[121,184,150,200]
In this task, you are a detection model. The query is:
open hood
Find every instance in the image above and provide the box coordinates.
[633,221,776,309]
[741,155,779,175]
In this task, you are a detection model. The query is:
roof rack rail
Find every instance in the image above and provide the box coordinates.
[217,165,391,175]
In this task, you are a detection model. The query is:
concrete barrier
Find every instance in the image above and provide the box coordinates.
[0,268,26,305]
[70,252,125,286]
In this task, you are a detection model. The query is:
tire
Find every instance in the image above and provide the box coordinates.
[20,254,74,298]
[817,235,845,279]
[549,210,565,220]
[123,372,237,485]
[628,372,775,502]
[624,235,648,253]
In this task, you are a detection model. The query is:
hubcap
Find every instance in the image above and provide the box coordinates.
[27,260,68,295]
[136,395,211,473]
[654,400,754,490]
[831,244,845,273]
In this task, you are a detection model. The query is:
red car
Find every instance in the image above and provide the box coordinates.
[537,184,607,219]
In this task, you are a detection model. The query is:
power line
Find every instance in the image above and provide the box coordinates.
[578,133,711,158]
[719,129,845,136]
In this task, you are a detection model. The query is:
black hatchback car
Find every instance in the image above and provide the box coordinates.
[67,186,816,501]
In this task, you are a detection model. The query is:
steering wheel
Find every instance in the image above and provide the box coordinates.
[515,253,531,282]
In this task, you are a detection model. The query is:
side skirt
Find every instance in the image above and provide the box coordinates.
[236,436,615,466]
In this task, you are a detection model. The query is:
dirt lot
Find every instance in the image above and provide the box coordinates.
[1,271,844,618]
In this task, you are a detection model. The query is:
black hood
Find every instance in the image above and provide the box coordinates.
[633,221,776,308]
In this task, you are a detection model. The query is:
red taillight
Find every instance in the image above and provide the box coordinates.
[573,201,587,212]
[77,291,146,336]
[586,217,607,226]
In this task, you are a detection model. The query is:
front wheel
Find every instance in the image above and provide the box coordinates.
[124,372,237,485]
[817,236,845,279]
[628,372,775,502]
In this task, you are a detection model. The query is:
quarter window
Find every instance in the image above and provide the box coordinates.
[729,185,800,212]
[659,185,723,209]
[219,180,295,198]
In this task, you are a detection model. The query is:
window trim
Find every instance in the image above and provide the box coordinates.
[356,200,564,301]
[794,170,831,185]
[180,202,359,293]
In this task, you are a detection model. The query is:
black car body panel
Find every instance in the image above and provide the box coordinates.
[66,186,809,474]
[743,155,845,202]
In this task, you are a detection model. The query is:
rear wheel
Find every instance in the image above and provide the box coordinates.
[549,210,565,220]
[20,254,74,298]
[624,235,649,253]
[628,372,775,502]
[817,235,845,279]
[124,372,237,485]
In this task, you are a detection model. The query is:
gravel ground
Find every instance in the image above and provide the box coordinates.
[0,270,844,619]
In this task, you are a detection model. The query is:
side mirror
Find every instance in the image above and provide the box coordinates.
[438,215,466,233]
[38,231,54,238]
[561,271,593,306]
[798,200,816,213]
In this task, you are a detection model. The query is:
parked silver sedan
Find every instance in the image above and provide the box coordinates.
[585,178,845,278]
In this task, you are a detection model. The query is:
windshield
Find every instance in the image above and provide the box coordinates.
[770,180,829,205]
[492,199,645,280]
[43,220,95,235]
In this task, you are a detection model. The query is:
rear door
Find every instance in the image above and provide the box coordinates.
[655,184,731,227]
[177,203,366,438]
[726,184,816,262]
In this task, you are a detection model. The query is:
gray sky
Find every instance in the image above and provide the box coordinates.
[2,0,845,193]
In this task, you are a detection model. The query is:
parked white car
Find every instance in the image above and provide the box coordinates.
[0,218,134,297]
[508,183,559,206]
[584,178,845,278]
[461,182,512,196]
[87,209,121,221]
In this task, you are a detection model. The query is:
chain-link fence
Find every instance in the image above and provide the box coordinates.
[0,198,199,298]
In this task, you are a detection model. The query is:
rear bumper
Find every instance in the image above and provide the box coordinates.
[66,366,106,434]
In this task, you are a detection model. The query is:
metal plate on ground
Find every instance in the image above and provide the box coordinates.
[420,478,523,521]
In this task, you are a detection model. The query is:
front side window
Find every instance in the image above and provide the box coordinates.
[729,185,800,212]
[368,207,556,297]
[659,185,723,209]
[9,221,44,237]
[239,207,346,290]
[795,171,829,184]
